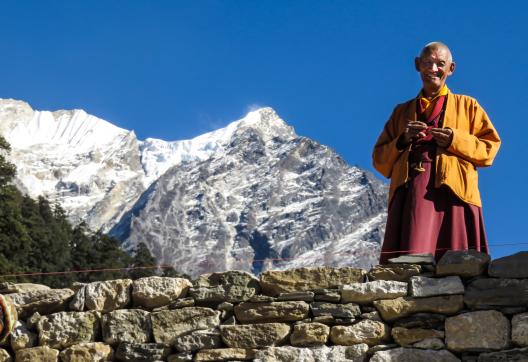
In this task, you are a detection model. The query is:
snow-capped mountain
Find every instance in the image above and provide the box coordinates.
[0,99,387,276]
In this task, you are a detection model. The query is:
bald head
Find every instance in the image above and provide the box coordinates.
[419,42,453,63]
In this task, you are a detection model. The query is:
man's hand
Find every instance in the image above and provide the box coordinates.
[431,128,453,148]
[401,121,428,145]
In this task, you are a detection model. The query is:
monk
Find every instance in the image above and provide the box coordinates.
[372,42,501,263]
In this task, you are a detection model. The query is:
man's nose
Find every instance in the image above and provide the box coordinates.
[431,63,438,71]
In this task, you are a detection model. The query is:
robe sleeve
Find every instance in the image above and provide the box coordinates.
[372,106,406,178]
[447,100,501,168]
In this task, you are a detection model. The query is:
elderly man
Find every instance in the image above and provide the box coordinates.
[373,42,501,263]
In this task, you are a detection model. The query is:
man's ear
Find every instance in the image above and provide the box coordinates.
[448,61,456,76]
[414,57,421,72]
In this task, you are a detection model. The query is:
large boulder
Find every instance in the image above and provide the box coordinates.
[488,252,528,278]
[445,310,510,352]
[409,276,464,297]
[84,279,133,312]
[151,307,220,346]
[234,301,309,323]
[435,250,490,277]
[132,276,192,308]
[101,309,151,345]
[464,278,528,308]
[37,311,100,349]
[220,323,291,348]
[9,288,74,318]
[260,267,365,296]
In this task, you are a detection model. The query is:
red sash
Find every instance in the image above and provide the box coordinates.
[414,95,446,143]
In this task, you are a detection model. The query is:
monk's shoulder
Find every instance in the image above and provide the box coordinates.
[449,92,481,109]
[392,97,415,115]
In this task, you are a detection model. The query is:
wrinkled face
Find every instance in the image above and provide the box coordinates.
[415,47,455,95]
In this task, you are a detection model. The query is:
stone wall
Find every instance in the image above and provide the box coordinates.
[2,251,528,361]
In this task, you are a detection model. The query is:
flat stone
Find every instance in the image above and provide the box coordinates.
[409,276,464,297]
[370,348,460,362]
[115,343,170,361]
[254,345,369,362]
[373,295,464,322]
[59,342,114,362]
[151,307,220,346]
[132,276,192,309]
[436,250,490,277]
[387,253,435,265]
[101,309,151,345]
[393,313,446,329]
[169,297,195,309]
[512,312,528,347]
[194,348,256,361]
[341,280,408,304]
[9,288,74,318]
[488,252,528,278]
[10,321,36,350]
[330,320,390,346]
[368,264,422,282]
[290,322,330,346]
[310,302,361,318]
[478,348,528,361]
[37,311,100,349]
[234,301,309,323]
[15,346,59,362]
[445,310,510,352]
[314,290,341,303]
[361,311,382,321]
[220,323,291,348]
[277,291,315,302]
[464,278,528,308]
[84,279,133,312]
[260,267,365,296]
[391,327,444,347]
[249,295,276,302]
[413,337,445,350]
[174,329,221,352]
[167,352,193,362]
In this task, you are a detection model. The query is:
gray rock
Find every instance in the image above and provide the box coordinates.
[393,313,446,330]
[174,329,221,352]
[192,270,260,303]
[512,313,528,347]
[15,346,59,362]
[314,289,341,302]
[194,348,256,361]
[391,327,444,347]
[220,323,291,348]
[477,348,528,361]
[115,343,170,362]
[361,311,382,321]
[341,280,408,304]
[132,276,192,308]
[167,352,193,362]
[310,302,361,318]
[9,288,74,318]
[370,348,460,362]
[436,250,490,277]
[445,310,510,352]
[101,309,152,345]
[234,301,309,323]
[464,278,528,308]
[387,254,435,265]
[488,252,528,278]
[413,337,445,350]
[84,279,133,312]
[69,285,86,311]
[151,307,220,346]
[10,321,36,351]
[169,297,195,309]
[37,311,100,349]
[368,264,422,282]
[409,276,464,297]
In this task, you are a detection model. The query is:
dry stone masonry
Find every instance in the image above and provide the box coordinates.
[1,251,528,361]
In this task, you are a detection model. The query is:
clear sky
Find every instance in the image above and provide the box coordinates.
[1,1,526,259]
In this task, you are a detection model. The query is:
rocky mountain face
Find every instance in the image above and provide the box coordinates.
[0,99,387,277]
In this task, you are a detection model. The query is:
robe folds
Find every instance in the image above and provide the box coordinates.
[372,88,500,262]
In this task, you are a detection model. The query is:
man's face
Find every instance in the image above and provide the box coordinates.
[415,47,455,94]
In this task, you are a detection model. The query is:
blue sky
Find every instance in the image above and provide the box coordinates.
[1,1,526,259]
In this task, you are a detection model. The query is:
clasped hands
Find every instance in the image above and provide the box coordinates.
[402,121,453,148]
